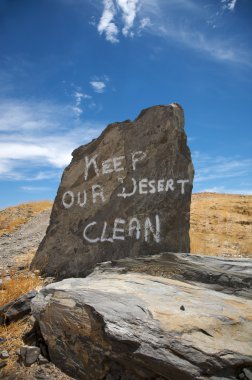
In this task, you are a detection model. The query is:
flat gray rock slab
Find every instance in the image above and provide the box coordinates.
[32,254,252,380]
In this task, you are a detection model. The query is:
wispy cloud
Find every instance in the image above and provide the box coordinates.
[138,16,151,31]
[21,186,53,192]
[98,0,119,43]
[221,0,237,11]
[90,75,109,93]
[207,1,239,29]
[97,0,139,43]
[117,0,139,37]
[72,90,92,118]
[0,99,103,180]
[139,0,250,66]
[193,151,252,194]
[157,25,249,66]
[0,101,60,132]
[95,0,251,67]
[62,81,101,116]
[90,80,106,93]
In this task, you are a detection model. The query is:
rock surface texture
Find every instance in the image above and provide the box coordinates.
[32,104,194,279]
[32,253,252,380]
[0,290,37,325]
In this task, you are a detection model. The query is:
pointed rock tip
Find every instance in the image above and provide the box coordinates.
[135,102,184,121]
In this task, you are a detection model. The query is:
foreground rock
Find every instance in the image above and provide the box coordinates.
[0,290,37,325]
[32,103,194,279]
[19,345,41,366]
[32,253,252,380]
[103,252,252,299]
[5,362,74,380]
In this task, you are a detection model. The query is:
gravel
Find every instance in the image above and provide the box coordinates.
[0,210,50,268]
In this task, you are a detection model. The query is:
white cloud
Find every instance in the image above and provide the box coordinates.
[75,91,92,103]
[117,0,139,37]
[139,0,250,66]
[139,17,151,31]
[97,0,139,42]
[221,0,237,11]
[98,0,119,43]
[0,101,60,131]
[193,152,252,183]
[72,90,92,118]
[72,106,83,118]
[95,0,250,66]
[21,186,53,192]
[90,80,106,93]
[0,99,103,180]
[174,28,248,65]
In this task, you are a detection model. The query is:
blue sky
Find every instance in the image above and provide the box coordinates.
[0,0,251,208]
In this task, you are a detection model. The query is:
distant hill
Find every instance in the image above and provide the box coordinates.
[0,194,251,257]
[0,201,52,237]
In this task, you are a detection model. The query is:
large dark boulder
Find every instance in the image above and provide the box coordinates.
[32,103,194,279]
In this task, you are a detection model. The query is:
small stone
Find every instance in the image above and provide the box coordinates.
[43,277,55,286]
[0,361,7,369]
[16,348,21,356]
[0,350,9,359]
[35,368,51,380]
[238,372,245,379]
[244,368,252,380]
[180,305,185,311]
[28,315,36,326]
[20,345,41,366]
[38,354,48,365]
[0,290,37,325]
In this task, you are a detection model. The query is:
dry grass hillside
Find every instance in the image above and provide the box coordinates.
[0,201,52,237]
[0,194,251,257]
[190,193,252,257]
[0,194,251,378]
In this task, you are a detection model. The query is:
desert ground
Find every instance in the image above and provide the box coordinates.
[0,193,251,378]
[190,193,252,257]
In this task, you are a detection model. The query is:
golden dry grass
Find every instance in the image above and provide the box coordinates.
[0,202,50,374]
[0,272,42,307]
[13,248,37,269]
[0,200,52,237]
[0,270,44,375]
[190,193,252,257]
[0,319,30,374]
